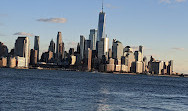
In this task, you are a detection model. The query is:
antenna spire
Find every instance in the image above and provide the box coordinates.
[102,0,104,12]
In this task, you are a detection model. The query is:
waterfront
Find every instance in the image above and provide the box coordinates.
[0,68,188,111]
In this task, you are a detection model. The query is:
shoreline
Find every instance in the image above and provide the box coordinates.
[0,67,187,78]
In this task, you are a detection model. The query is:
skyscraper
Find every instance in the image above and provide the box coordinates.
[97,3,106,41]
[56,32,64,60]
[34,36,39,61]
[112,39,124,60]
[30,49,37,65]
[134,51,142,62]
[139,45,143,61]
[48,39,55,53]
[98,37,109,60]
[89,29,97,50]
[14,37,30,67]
[0,42,8,57]
[80,35,85,60]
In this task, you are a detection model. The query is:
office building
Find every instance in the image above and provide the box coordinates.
[85,48,92,71]
[80,35,85,60]
[108,48,112,59]
[77,43,80,54]
[0,42,8,57]
[8,57,16,68]
[149,61,164,74]
[136,61,143,73]
[41,51,53,63]
[167,60,173,75]
[85,40,91,52]
[30,49,37,65]
[48,39,55,53]
[112,39,124,60]
[124,51,135,72]
[69,48,74,56]
[97,5,106,41]
[16,56,27,68]
[14,37,30,67]
[139,45,143,61]
[56,32,64,60]
[106,58,115,72]
[0,57,7,67]
[89,29,97,50]
[34,36,40,61]
[98,37,109,60]
[124,46,133,53]
[70,55,76,66]
[134,51,142,62]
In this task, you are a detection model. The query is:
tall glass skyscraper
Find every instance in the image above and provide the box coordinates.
[89,29,97,50]
[34,36,39,61]
[56,32,64,60]
[97,7,106,41]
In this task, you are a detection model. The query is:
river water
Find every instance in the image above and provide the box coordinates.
[0,68,188,111]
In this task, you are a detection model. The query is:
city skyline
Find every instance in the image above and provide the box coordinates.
[0,0,188,73]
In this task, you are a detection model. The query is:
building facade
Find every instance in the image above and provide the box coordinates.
[80,35,85,60]
[14,37,30,67]
[89,29,97,50]
[34,36,40,61]
[98,37,109,60]
[97,9,106,41]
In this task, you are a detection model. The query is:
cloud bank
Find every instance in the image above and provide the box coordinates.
[37,18,67,23]
[172,47,185,51]
[13,32,33,37]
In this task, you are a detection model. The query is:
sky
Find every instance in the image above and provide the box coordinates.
[0,0,187,73]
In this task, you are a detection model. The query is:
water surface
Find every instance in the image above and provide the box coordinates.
[0,68,188,111]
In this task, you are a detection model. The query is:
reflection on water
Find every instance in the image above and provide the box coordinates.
[97,87,111,111]
[0,68,188,111]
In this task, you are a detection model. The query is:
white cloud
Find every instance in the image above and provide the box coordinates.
[37,18,67,23]
[172,47,185,51]
[13,32,33,37]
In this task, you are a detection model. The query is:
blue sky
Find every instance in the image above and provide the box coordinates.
[0,0,188,73]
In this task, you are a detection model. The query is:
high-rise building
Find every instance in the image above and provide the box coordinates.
[112,39,124,60]
[124,51,135,72]
[149,61,164,74]
[30,49,37,65]
[98,37,109,60]
[56,32,64,60]
[139,45,143,61]
[134,51,142,62]
[89,29,97,50]
[84,40,91,52]
[41,51,53,63]
[14,37,30,67]
[69,48,74,56]
[80,35,85,60]
[85,48,92,71]
[48,39,55,53]
[77,43,80,54]
[97,4,106,41]
[108,48,112,59]
[0,57,7,67]
[34,36,39,61]
[167,60,173,75]
[0,42,8,57]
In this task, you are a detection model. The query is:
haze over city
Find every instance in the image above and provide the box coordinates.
[0,0,187,73]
